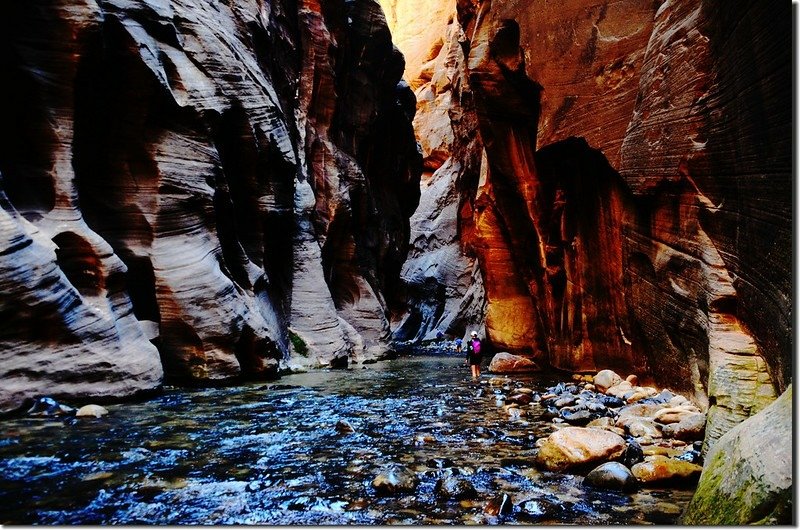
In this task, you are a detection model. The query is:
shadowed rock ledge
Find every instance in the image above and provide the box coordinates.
[0,0,421,412]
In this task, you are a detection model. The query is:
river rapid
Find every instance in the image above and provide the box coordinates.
[0,355,695,524]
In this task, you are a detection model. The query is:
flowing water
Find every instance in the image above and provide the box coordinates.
[0,356,695,524]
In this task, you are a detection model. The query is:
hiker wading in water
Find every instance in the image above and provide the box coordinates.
[465,331,483,378]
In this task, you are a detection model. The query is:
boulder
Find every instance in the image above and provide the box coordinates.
[506,393,533,405]
[593,370,622,392]
[584,462,639,492]
[661,413,706,440]
[625,418,662,439]
[535,427,626,472]
[75,404,109,418]
[682,386,792,524]
[489,353,540,373]
[372,465,419,496]
[631,455,702,485]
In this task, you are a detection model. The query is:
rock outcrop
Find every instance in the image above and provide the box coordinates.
[0,0,420,411]
[389,0,790,457]
[681,385,792,525]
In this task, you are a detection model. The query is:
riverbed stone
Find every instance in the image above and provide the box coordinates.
[75,404,109,418]
[593,370,622,392]
[631,455,702,485]
[625,418,662,439]
[372,465,419,496]
[27,397,75,417]
[661,413,706,440]
[584,462,639,492]
[535,427,626,472]
[484,493,514,516]
[336,420,355,433]
[506,393,532,405]
[434,473,478,500]
[489,353,540,373]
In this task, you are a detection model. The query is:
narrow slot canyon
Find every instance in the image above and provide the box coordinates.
[0,0,792,525]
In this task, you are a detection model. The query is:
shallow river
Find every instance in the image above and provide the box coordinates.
[0,356,694,524]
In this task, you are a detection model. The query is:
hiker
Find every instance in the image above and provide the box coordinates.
[455,337,463,353]
[465,331,483,378]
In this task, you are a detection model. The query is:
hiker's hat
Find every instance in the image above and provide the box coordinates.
[470,331,478,337]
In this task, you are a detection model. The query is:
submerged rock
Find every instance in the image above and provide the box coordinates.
[583,462,639,492]
[631,455,702,485]
[26,397,75,417]
[484,493,514,516]
[434,473,478,500]
[371,465,419,496]
[75,404,109,418]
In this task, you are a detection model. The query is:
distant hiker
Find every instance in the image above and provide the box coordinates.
[436,329,444,340]
[465,331,483,378]
[455,337,463,353]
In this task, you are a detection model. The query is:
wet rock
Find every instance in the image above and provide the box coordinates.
[26,397,75,417]
[335,420,355,434]
[616,403,664,427]
[597,395,626,408]
[661,413,705,441]
[653,406,696,424]
[559,408,593,426]
[605,381,634,399]
[506,393,532,405]
[426,457,456,469]
[593,370,622,392]
[371,465,419,496]
[535,427,627,472]
[625,387,659,403]
[484,493,514,516]
[553,395,577,408]
[488,353,540,374]
[515,387,534,394]
[625,418,662,439]
[631,455,702,485]
[620,439,645,468]
[642,502,683,524]
[675,448,702,465]
[584,462,639,492]
[75,404,109,418]
[587,417,614,429]
[434,473,478,500]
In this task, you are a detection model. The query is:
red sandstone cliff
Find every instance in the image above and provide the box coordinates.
[0,0,421,412]
[387,0,790,445]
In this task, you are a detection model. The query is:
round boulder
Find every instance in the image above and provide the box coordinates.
[489,353,540,374]
[75,404,109,418]
[593,370,623,392]
[662,413,706,441]
[584,461,639,492]
[535,427,627,472]
[631,455,703,485]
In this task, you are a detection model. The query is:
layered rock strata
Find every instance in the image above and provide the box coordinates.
[0,0,420,411]
[389,0,790,454]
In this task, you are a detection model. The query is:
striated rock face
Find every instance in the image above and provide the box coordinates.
[385,3,487,342]
[681,385,792,524]
[391,0,790,455]
[0,0,420,411]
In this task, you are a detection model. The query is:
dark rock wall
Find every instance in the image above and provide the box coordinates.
[0,0,420,411]
[391,0,790,436]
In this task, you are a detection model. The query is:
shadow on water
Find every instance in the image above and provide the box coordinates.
[0,356,694,524]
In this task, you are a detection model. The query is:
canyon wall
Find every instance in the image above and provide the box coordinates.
[387,0,790,447]
[0,0,420,412]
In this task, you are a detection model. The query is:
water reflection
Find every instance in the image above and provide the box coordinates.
[0,356,694,524]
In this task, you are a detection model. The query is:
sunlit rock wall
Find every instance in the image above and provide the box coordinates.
[392,0,790,449]
[0,0,420,411]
